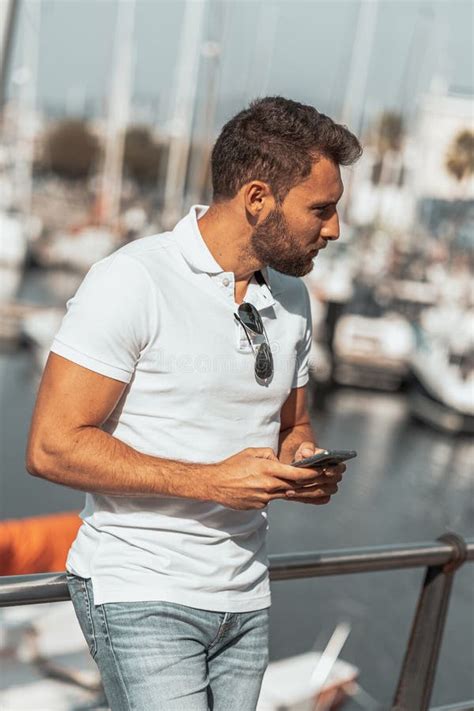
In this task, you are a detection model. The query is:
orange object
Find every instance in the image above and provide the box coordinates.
[0,511,81,575]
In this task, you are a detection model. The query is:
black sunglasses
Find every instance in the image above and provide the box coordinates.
[234,302,274,382]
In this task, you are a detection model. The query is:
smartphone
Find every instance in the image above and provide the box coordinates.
[291,449,357,468]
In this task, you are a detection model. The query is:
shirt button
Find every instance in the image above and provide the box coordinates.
[222,277,230,287]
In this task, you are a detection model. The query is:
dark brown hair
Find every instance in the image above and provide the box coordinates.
[211,96,362,203]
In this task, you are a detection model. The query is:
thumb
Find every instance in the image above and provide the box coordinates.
[294,442,320,461]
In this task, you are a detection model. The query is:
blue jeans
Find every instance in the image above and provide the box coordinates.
[66,574,269,710]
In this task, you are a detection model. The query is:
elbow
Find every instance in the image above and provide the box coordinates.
[25,445,47,478]
[25,439,59,480]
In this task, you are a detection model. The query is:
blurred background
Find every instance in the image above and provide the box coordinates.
[0,0,473,709]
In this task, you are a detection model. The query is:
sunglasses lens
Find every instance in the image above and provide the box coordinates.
[236,303,273,381]
[255,342,273,380]
[238,303,264,334]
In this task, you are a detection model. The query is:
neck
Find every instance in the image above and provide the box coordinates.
[197,202,262,283]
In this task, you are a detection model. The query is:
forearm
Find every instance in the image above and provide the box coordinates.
[29,425,213,500]
[278,422,317,464]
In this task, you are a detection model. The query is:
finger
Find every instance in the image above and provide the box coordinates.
[278,465,327,483]
[288,495,332,505]
[293,442,321,461]
[294,448,314,461]
[324,462,347,477]
[290,472,342,489]
[281,473,341,489]
[269,489,294,501]
[267,477,300,493]
[287,484,339,498]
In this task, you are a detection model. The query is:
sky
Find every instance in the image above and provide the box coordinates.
[8,0,474,134]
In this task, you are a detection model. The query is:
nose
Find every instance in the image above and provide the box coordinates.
[321,211,340,241]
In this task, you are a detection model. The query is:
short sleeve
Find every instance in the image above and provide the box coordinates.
[291,281,313,389]
[50,253,157,383]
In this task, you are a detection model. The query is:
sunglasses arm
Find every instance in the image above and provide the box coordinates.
[234,313,258,356]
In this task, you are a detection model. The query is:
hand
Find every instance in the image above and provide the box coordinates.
[288,441,345,505]
[292,441,320,463]
[207,447,335,511]
[285,462,345,504]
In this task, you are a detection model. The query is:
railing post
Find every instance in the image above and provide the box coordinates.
[392,533,468,711]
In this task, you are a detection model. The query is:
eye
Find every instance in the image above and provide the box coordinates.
[312,205,330,216]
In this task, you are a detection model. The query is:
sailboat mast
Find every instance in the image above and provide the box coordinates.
[340,0,379,221]
[13,0,40,220]
[99,0,135,227]
[0,0,18,110]
[340,0,378,136]
[161,0,207,230]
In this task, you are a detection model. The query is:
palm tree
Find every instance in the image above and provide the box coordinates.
[444,129,474,244]
[371,111,405,186]
[123,126,163,184]
[45,120,100,180]
[445,130,474,183]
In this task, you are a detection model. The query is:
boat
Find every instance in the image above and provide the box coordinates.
[304,245,356,397]
[0,601,106,711]
[257,651,359,710]
[0,514,361,711]
[0,512,81,576]
[332,312,415,391]
[21,305,65,374]
[0,300,43,351]
[0,265,25,349]
[0,609,361,711]
[409,307,474,433]
[0,211,28,269]
[0,512,103,709]
[0,264,78,354]
[34,224,118,274]
[257,624,360,711]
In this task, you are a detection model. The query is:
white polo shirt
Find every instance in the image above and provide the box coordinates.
[51,205,312,611]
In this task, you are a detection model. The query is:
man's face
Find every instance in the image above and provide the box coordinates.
[250,157,344,277]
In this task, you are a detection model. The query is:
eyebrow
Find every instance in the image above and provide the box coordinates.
[310,188,344,208]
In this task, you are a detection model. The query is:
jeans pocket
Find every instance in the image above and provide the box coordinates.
[66,573,98,659]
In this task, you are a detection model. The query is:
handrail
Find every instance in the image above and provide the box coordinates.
[1,539,473,607]
[1,535,472,711]
[269,539,474,579]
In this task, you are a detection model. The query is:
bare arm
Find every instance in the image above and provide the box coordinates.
[278,385,345,505]
[25,353,209,499]
[26,354,320,509]
[278,385,317,464]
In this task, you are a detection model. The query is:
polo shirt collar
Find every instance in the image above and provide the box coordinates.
[173,204,275,308]
[173,204,222,274]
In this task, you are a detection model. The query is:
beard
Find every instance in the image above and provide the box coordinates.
[249,206,315,277]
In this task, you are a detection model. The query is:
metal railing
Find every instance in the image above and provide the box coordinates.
[1,533,473,711]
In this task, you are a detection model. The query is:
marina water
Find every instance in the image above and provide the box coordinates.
[1,268,473,709]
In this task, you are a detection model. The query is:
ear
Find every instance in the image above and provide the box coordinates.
[242,181,275,219]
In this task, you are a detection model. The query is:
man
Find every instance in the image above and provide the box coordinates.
[26,96,361,710]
